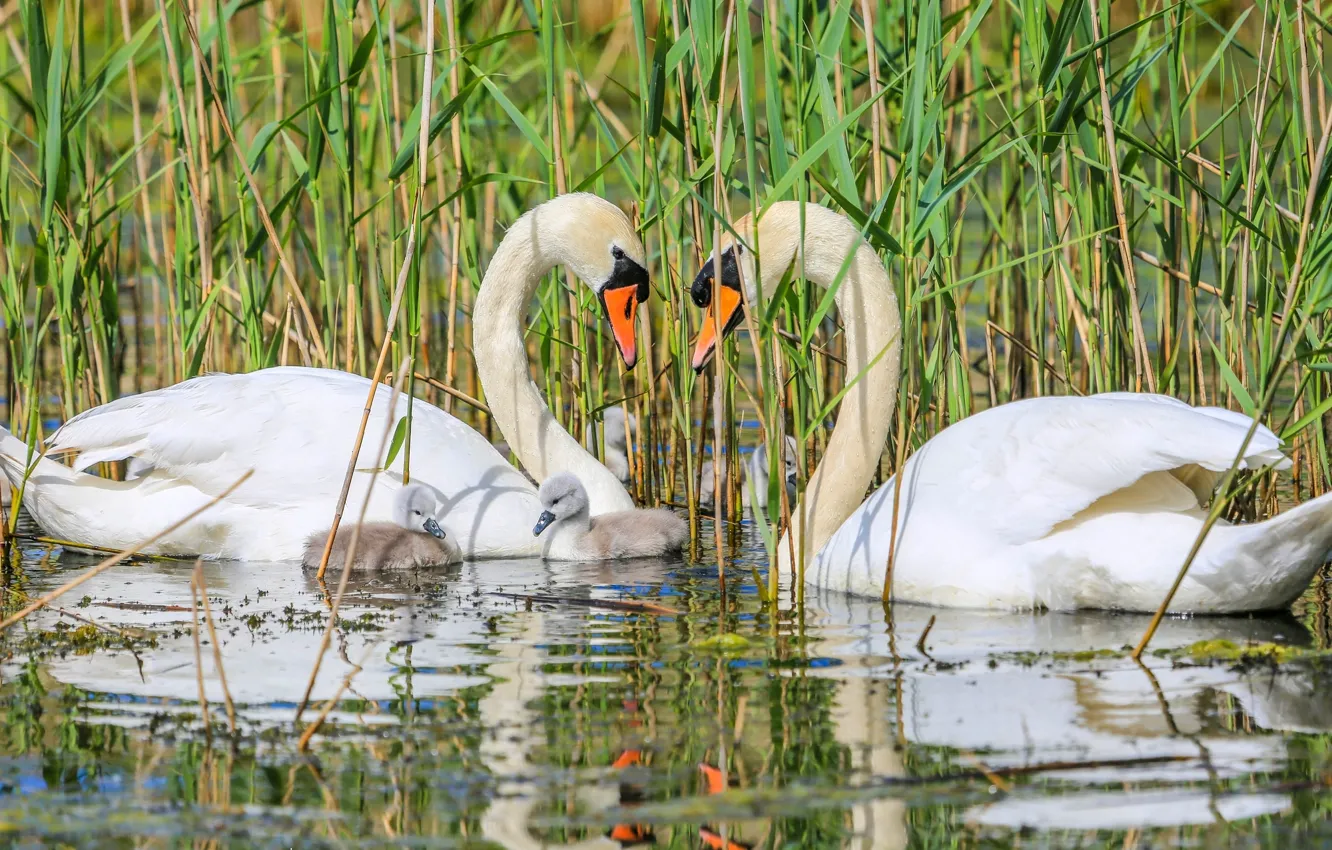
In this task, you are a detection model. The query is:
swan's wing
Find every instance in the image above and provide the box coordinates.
[915,393,1288,544]
[1091,392,1288,464]
[47,367,527,508]
[50,372,283,477]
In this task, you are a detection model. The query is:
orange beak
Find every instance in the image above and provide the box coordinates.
[699,827,752,850]
[609,824,652,843]
[611,749,642,769]
[601,284,640,369]
[691,285,744,372]
[699,763,728,795]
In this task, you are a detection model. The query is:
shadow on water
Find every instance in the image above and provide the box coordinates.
[0,524,1330,847]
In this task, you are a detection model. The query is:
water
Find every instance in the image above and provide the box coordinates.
[1,527,1330,848]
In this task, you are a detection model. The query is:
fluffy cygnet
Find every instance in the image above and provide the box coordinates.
[302,483,460,571]
[534,472,688,559]
[585,407,639,484]
[699,436,800,512]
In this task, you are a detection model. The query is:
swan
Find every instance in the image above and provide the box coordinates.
[698,435,799,512]
[689,202,1332,613]
[0,193,648,561]
[533,472,688,559]
[300,483,461,571]
[584,406,637,485]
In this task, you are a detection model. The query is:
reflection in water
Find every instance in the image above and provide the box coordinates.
[0,530,1329,846]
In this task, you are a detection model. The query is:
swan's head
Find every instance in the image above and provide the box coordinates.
[690,203,819,371]
[393,483,447,539]
[525,193,651,369]
[689,223,753,372]
[533,472,591,536]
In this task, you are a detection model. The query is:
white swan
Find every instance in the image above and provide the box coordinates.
[0,193,648,561]
[533,472,688,559]
[690,202,1332,613]
[300,483,461,571]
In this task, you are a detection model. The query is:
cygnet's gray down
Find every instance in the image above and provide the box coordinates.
[584,407,639,484]
[302,483,460,570]
[533,471,687,559]
[699,435,800,512]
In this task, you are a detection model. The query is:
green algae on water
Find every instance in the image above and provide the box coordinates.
[1180,639,1313,665]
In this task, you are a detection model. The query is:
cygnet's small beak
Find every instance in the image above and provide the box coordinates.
[533,510,557,537]
[423,517,447,539]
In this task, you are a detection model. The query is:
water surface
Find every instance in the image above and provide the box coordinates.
[1,527,1330,847]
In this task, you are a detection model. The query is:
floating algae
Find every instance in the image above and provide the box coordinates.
[1180,639,1311,665]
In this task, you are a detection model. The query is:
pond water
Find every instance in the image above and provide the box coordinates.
[0,524,1330,848]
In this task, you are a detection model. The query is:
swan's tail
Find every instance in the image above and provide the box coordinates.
[0,427,38,488]
[1191,491,1332,611]
[0,427,79,487]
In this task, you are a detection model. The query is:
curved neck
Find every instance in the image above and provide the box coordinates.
[473,213,635,515]
[759,205,902,565]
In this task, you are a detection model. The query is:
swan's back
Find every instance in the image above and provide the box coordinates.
[48,368,542,558]
[904,394,1288,544]
[302,522,461,571]
[586,508,688,558]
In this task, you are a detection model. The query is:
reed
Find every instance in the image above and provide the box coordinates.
[1,0,1331,607]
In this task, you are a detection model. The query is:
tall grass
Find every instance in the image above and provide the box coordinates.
[3,0,1332,591]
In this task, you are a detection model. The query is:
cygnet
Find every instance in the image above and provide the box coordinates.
[302,483,460,571]
[585,407,639,484]
[699,436,799,512]
[534,472,688,559]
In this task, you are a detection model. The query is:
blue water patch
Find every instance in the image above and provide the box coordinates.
[18,775,47,795]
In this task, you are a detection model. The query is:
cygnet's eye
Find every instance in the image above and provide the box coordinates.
[412,509,422,516]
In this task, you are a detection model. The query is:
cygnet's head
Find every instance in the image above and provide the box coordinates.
[533,472,591,536]
[753,435,800,489]
[518,194,650,368]
[393,483,447,540]
[600,407,637,449]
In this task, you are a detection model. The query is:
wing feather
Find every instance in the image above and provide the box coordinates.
[906,393,1289,545]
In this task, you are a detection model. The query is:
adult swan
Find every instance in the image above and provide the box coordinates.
[0,194,645,561]
[690,202,1332,613]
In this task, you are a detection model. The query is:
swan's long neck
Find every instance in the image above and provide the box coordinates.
[761,206,902,567]
[473,213,635,515]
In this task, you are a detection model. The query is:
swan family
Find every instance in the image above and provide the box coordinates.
[3,193,1330,612]
[0,194,644,562]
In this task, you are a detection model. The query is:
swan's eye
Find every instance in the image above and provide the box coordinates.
[611,245,625,260]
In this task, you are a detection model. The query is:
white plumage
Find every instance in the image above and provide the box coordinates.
[811,393,1332,612]
[1,368,534,560]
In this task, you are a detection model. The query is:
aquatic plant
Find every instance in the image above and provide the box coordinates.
[2,1,1332,612]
